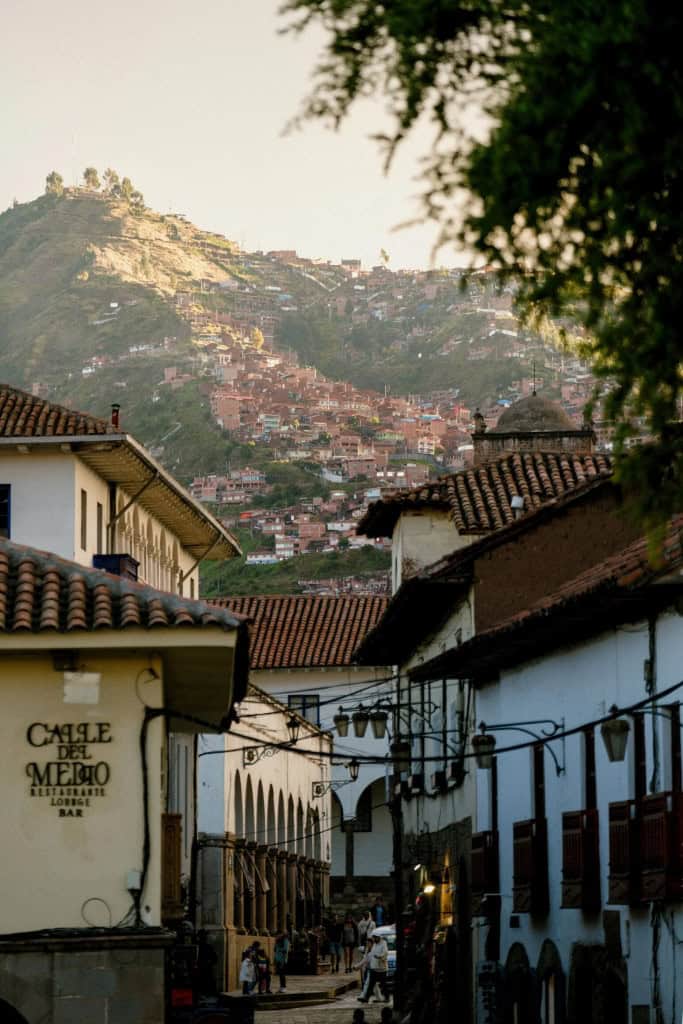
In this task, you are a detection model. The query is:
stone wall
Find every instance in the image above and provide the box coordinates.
[0,931,171,1024]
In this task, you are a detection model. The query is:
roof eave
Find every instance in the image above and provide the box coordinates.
[0,434,242,559]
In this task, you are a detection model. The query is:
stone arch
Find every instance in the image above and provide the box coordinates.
[313,808,322,860]
[287,796,295,851]
[245,775,255,842]
[504,943,539,1024]
[146,519,154,584]
[0,1000,29,1024]
[305,805,314,858]
[132,506,141,561]
[256,781,266,845]
[537,939,566,1024]
[171,538,179,593]
[277,791,286,846]
[267,786,276,846]
[567,943,627,1024]
[159,529,168,590]
[296,799,305,854]
[234,772,244,838]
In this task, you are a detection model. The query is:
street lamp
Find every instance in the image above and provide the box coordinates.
[352,706,370,738]
[601,708,630,762]
[286,715,301,745]
[334,707,350,737]
[472,730,496,770]
[474,717,566,775]
[348,759,360,782]
[370,709,389,740]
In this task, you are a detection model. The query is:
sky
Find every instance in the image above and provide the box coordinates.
[1,0,467,270]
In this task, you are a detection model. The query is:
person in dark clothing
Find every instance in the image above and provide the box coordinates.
[371,896,386,927]
[342,913,359,973]
[274,932,290,993]
[328,915,343,973]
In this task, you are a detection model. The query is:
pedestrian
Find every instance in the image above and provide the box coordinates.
[357,934,390,1003]
[239,950,256,996]
[371,895,386,927]
[342,912,359,973]
[274,931,290,993]
[328,914,343,973]
[358,910,375,952]
[254,944,272,994]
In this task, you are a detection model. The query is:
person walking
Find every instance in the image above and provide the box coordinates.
[342,912,359,973]
[357,934,390,1003]
[328,914,343,973]
[239,950,256,996]
[358,910,375,952]
[371,895,386,927]
[274,932,290,993]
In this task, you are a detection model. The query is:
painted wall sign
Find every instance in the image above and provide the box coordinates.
[25,721,113,818]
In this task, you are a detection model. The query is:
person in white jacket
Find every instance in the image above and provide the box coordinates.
[239,951,256,995]
[355,934,390,1003]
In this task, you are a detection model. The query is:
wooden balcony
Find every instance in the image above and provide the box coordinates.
[561,808,601,911]
[512,817,549,916]
[608,800,640,905]
[640,791,683,902]
[471,830,499,915]
[161,812,185,922]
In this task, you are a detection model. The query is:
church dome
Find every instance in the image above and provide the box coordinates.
[494,393,577,433]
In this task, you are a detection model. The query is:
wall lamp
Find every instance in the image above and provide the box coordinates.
[311,759,360,799]
[474,717,566,776]
[242,714,302,767]
[600,703,679,763]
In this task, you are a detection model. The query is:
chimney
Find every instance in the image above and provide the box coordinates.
[111,404,121,429]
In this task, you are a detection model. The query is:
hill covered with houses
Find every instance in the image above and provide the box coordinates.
[0,182,605,592]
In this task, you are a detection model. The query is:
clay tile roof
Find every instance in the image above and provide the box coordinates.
[0,384,111,437]
[0,537,246,636]
[410,516,683,682]
[208,594,388,669]
[357,451,613,538]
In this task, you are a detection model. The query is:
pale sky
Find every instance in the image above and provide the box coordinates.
[1,0,466,269]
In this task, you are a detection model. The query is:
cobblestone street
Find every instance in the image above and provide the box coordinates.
[254,988,392,1024]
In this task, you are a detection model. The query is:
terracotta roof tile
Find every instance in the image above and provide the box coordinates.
[358,452,613,539]
[410,516,683,681]
[0,538,246,636]
[209,594,388,669]
[0,384,112,438]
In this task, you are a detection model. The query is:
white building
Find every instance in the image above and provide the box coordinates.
[0,384,240,597]
[209,595,394,907]
[198,686,333,992]
[430,522,683,1023]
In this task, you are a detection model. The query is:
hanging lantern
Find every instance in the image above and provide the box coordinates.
[370,710,389,740]
[334,707,350,737]
[352,706,370,738]
[601,712,630,763]
[348,759,360,782]
[472,730,496,770]
[286,715,301,745]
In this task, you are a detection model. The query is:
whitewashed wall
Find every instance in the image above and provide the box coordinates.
[476,608,683,1016]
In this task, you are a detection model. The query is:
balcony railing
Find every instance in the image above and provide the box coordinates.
[471,830,499,915]
[640,791,683,902]
[512,817,549,916]
[608,800,640,905]
[561,808,600,911]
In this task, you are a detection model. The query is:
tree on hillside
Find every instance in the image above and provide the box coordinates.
[45,171,64,196]
[83,167,100,190]
[130,189,145,212]
[120,177,134,201]
[285,0,683,527]
[250,327,265,350]
[103,168,121,196]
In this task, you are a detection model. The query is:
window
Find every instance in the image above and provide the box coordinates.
[288,693,320,726]
[80,489,87,550]
[96,502,103,553]
[0,485,10,538]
